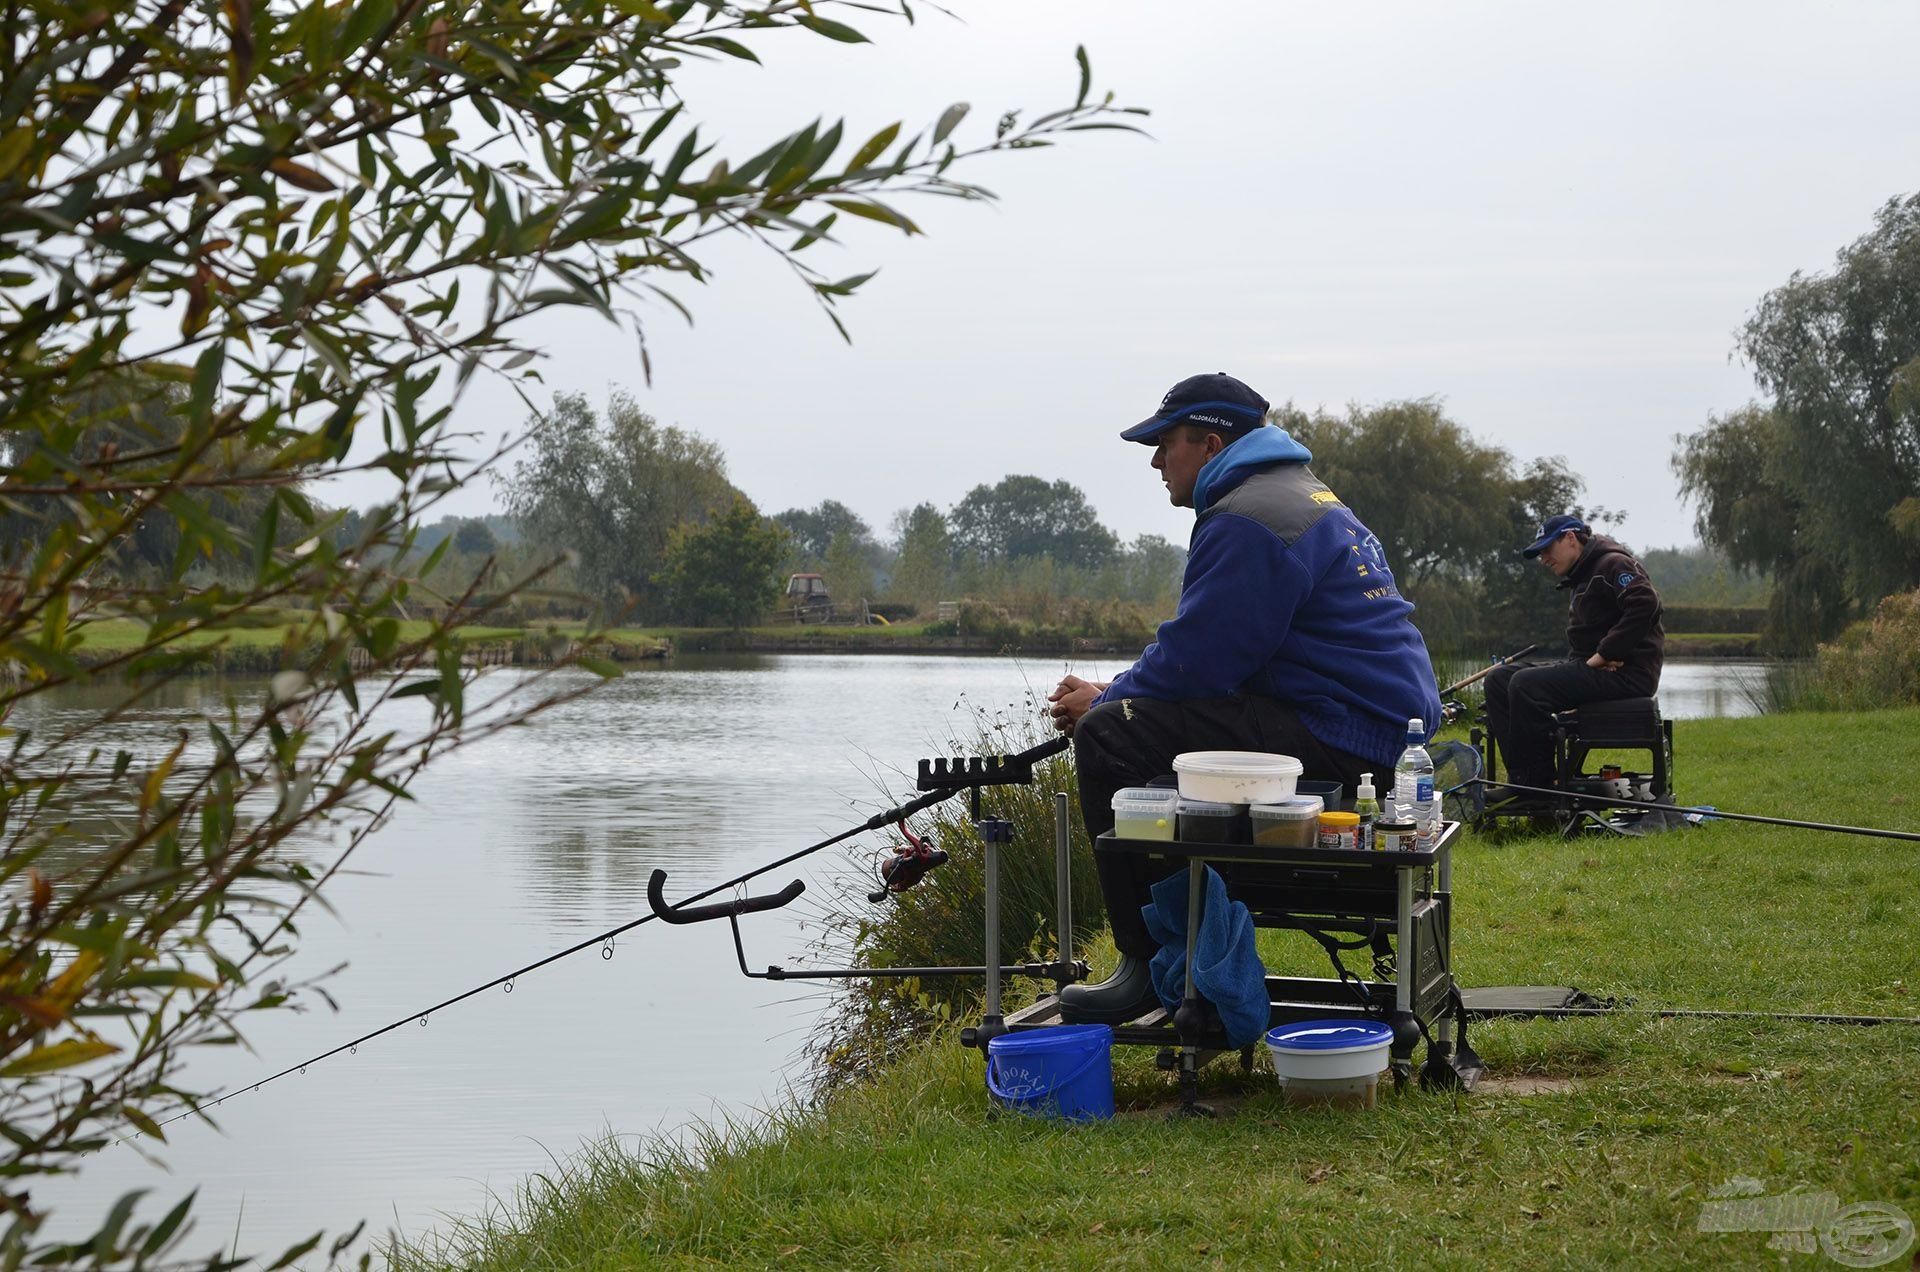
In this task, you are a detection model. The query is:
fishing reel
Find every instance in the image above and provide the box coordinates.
[868,821,948,903]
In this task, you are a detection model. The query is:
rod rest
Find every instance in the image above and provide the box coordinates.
[914,734,1071,792]
[647,869,806,925]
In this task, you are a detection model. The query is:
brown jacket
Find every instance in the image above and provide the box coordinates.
[1561,535,1664,672]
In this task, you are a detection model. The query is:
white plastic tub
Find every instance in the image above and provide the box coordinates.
[1172,751,1302,805]
[1265,1019,1393,1109]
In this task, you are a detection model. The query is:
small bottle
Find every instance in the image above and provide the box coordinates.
[1392,718,1438,850]
[1353,772,1380,851]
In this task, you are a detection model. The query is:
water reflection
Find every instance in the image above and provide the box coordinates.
[1654,660,1772,719]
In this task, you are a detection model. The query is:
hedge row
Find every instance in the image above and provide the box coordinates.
[1662,604,1766,634]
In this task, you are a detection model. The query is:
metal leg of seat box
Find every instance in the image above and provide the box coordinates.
[1172,859,1214,1118]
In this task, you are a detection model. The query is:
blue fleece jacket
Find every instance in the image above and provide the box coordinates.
[1097,428,1441,766]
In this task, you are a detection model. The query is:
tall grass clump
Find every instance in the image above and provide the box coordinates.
[807,704,1102,1091]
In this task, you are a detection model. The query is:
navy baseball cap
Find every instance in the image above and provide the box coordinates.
[1120,372,1270,444]
[1521,514,1589,558]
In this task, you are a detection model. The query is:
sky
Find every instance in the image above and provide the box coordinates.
[338,0,1920,555]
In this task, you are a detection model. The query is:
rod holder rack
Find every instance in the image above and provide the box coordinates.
[915,753,1041,792]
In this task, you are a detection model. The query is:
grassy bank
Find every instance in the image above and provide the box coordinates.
[394,708,1920,1269]
[67,617,1140,663]
[67,617,666,674]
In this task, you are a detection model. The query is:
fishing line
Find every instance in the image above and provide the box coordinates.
[150,735,1071,1131]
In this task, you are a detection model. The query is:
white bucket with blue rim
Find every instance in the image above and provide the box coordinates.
[1265,1018,1393,1108]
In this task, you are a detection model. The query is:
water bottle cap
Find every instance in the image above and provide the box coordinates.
[1406,717,1424,735]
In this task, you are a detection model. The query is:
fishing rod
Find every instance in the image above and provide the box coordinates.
[1468,778,1920,843]
[1441,645,1538,698]
[1470,1003,1920,1028]
[152,734,1073,1130]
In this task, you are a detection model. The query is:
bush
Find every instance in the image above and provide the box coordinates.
[954,599,1022,643]
[1046,598,1156,644]
[806,710,1099,1091]
[1804,589,1920,708]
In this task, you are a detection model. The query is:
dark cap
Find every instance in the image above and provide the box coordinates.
[1521,514,1590,558]
[1120,372,1270,444]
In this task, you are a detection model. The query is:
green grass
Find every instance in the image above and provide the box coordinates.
[393,710,1920,1269]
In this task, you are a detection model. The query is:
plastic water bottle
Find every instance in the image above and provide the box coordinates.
[1392,718,1438,849]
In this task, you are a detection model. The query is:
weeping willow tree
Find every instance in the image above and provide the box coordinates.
[1675,193,1920,653]
[0,0,1140,1262]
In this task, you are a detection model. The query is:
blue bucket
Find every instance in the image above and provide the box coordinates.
[985,1024,1114,1121]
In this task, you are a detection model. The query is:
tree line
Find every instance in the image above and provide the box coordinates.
[489,389,1189,627]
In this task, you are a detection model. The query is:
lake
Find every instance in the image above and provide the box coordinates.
[28,653,1767,1259]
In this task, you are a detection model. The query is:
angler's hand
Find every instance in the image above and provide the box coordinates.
[1586,653,1624,672]
[1047,675,1107,734]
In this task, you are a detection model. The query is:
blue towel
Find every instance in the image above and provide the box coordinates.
[1141,866,1268,1049]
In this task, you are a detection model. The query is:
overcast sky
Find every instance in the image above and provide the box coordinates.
[347,0,1920,555]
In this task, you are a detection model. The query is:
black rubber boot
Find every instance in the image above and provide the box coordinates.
[1058,955,1161,1025]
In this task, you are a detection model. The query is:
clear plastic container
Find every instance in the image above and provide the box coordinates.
[1175,796,1244,843]
[1172,751,1302,804]
[1249,796,1324,848]
[1110,787,1177,841]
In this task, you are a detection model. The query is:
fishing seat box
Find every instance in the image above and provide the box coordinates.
[1550,697,1673,801]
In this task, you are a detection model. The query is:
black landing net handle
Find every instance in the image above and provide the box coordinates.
[645,735,1085,1038]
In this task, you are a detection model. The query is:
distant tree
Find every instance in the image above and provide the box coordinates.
[948,475,1118,570]
[1674,405,1851,652]
[887,503,953,607]
[776,500,874,565]
[661,497,789,628]
[1673,194,1920,651]
[1738,194,1920,603]
[1638,544,1770,607]
[498,391,736,613]
[454,520,500,557]
[823,529,876,606]
[1111,534,1185,611]
[0,368,291,578]
[1280,400,1513,590]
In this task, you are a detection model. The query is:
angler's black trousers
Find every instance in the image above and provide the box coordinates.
[1483,658,1659,788]
[1073,694,1375,961]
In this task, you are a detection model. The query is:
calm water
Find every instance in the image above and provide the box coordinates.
[30,653,1760,1259]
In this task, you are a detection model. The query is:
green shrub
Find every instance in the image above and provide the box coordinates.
[806,710,1100,1092]
[1805,588,1920,708]
[953,599,1022,642]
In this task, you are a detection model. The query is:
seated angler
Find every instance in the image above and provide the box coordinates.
[1482,515,1665,799]
[1045,372,1442,1025]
